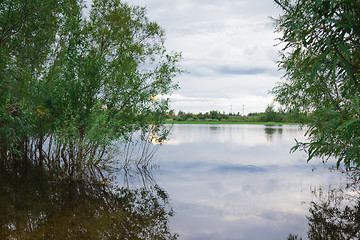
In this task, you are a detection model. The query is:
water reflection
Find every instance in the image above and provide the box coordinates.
[155,124,345,239]
[264,126,283,142]
[264,127,277,135]
[209,126,220,131]
[290,169,360,240]
[0,163,177,240]
[165,124,303,147]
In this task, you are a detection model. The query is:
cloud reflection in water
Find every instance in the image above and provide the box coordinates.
[153,124,345,240]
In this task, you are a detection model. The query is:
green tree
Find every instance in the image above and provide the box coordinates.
[0,0,79,166]
[272,0,360,168]
[259,104,283,122]
[197,112,205,120]
[0,0,181,178]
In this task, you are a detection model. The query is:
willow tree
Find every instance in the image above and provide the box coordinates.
[272,0,360,168]
[0,0,71,166]
[0,0,181,179]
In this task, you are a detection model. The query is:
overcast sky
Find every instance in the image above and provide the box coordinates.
[128,0,284,114]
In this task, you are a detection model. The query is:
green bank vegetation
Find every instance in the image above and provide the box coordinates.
[166,104,306,125]
[165,121,299,125]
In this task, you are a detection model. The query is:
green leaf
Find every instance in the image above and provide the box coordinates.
[337,118,359,130]
[310,60,322,82]
[337,42,351,56]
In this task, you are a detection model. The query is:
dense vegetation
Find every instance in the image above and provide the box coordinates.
[273,0,360,168]
[167,105,306,123]
[0,0,181,179]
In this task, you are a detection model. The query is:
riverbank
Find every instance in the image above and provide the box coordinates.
[164,121,301,126]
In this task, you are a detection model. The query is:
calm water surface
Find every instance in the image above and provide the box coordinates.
[1,124,356,239]
[152,124,345,240]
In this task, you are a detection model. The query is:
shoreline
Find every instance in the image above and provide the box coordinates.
[164,121,302,126]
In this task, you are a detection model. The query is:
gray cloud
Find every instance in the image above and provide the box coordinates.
[124,0,283,113]
[215,65,271,76]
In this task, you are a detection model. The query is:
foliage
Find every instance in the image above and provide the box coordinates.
[259,104,284,122]
[0,0,181,179]
[272,0,360,167]
[287,235,303,240]
[176,110,229,121]
[169,108,305,123]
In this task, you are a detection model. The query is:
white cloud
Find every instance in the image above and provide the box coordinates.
[125,0,284,113]
[169,93,274,114]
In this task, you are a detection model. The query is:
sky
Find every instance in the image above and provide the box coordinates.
[121,0,284,114]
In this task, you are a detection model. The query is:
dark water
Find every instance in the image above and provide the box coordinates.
[0,164,176,239]
[1,124,359,239]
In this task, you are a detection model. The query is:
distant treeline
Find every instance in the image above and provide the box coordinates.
[168,105,308,123]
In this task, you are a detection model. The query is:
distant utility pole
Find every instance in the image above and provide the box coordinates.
[229,105,232,115]
[242,105,245,116]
